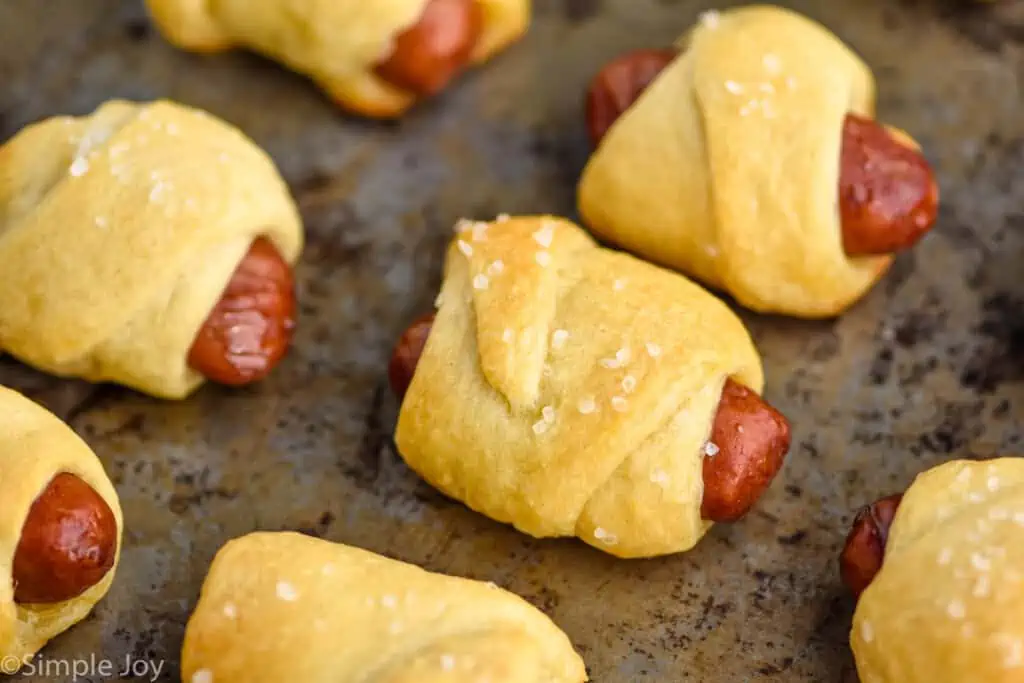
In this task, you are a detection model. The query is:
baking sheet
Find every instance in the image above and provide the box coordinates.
[0,0,1022,680]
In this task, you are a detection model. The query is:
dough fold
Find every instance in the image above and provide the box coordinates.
[0,387,123,672]
[578,5,894,318]
[0,99,303,399]
[145,0,531,118]
[395,216,763,558]
[180,532,586,683]
[853,458,1024,683]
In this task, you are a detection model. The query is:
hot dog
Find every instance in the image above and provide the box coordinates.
[12,473,119,604]
[389,313,791,523]
[188,237,297,386]
[374,0,484,97]
[585,50,939,258]
[839,493,903,598]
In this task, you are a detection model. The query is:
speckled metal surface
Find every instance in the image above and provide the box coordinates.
[0,0,1021,680]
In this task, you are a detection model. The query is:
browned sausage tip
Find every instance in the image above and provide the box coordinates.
[12,473,118,604]
[839,113,939,256]
[585,49,678,148]
[374,0,483,97]
[188,237,296,386]
[389,313,436,400]
[700,379,792,522]
[839,493,903,598]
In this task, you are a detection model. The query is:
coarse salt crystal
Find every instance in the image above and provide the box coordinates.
[487,260,504,276]
[974,576,991,598]
[704,441,720,457]
[533,224,555,248]
[645,342,662,358]
[95,216,108,228]
[191,670,214,683]
[381,595,397,608]
[947,600,965,619]
[458,240,473,257]
[434,292,445,308]
[650,469,670,486]
[938,547,953,565]
[968,492,984,503]
[616,347,631,365]
[988,476,1001,492]
[594,527,618,544]
[532,420,549,435]
[502,328,513,343]
[222,603,237,619]
[473,274,489,290]
[440,655,455,671]
[69,157,89,177]
[725,80,744,95]
[971,553,991,572]
[613,278,626,291]
[1003,638,1024,668]
[622,375,637,393]
[762,53,781,73]
[611,396,628,412]
[861,620,874,643]
[276,581,298,601]
[535,251,552,267]
[496,213,510,222]
[600,357,621,370]
[701,10,720,27]
[552,329,569,349]
[578,397,597,415]
[542,405,556,423]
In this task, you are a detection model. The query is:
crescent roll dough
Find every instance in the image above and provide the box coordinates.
[853,458,1024,683]
[578,5,894,318]
[180,532,586,683]
[144,0,531,118]
[0,99,303,399]
[395,216,763,559]
[0,387,123,672]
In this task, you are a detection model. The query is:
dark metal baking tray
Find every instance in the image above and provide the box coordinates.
[1,0,1022,680]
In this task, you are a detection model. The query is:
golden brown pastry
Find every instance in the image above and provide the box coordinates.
[0,386,122,673]
[845,458,1024,683]
[145,0,531,118]
[391,215,792,559]
[180,532,586,683]
[578,6,939,318]
[0,99,304,399]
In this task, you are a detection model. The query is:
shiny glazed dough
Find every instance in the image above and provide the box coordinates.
[0,99,303,399]
[0,387,123,672]
[180,532,586,683]
[395,216,763,558]
[144,0,532,118]
[853,458,1024,683]
[578,5,894,318]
